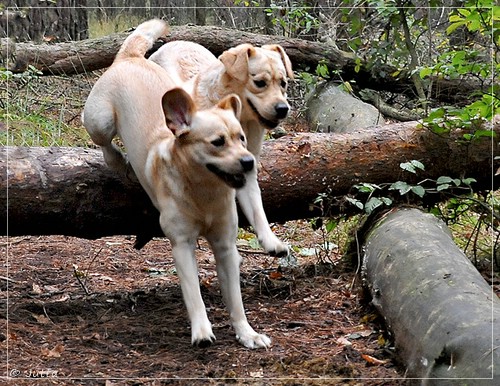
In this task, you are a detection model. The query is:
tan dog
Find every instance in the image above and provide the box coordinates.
[150,40,294,257]
[82,19,270,349]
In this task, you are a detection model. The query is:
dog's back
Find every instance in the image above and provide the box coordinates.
[83,19,173,193]
[149,40,217,87]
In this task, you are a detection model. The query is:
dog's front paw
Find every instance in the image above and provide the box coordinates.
[260,235,289,257]
[191,324,216,348]
[269,242,290,257]
[236,332,271,349]
[193,335,216,348]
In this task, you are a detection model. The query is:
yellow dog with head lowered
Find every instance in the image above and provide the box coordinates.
[83,19,270,349]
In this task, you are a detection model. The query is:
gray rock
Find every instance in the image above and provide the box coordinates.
[306,82,385,133]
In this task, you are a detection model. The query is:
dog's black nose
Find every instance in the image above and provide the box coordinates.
[275,103,289,119]
[240,156,254,172]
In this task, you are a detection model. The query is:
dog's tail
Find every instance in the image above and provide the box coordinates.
[115,19,169,61]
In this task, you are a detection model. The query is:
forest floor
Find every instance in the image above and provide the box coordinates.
[2,223,498,385]
[1,223,411,386]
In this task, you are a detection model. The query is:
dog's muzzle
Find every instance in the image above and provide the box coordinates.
[247,100,289,129]
[239,155,254,173]
[274,102,289,120]
[206,156,254,189]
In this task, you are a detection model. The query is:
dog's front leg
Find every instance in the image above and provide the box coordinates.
[171,240,216,347]
[236,174,289,257]
[208,236,271,349]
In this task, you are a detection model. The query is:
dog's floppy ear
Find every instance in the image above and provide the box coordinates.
[219,44,255,82]
[162,88,195,137]
[217,94,242,120]
[262,44,294,79]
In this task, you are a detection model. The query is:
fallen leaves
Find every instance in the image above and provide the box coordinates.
[41,343,65,358]
[336,336,352,347]
[361,353,390,366]
[31,313,51,325]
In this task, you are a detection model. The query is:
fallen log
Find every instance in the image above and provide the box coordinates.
[1,121,497,240]
[362,208,500,383]
[0,25,484,103]
[0,26,353,75]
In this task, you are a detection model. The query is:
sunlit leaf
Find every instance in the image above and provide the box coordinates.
[411,185,426,198]
[462,177,477,186]
[400,162,417,174]
[346,197,364,210]
[365,197,384,214]
[446,21,466,35]
[389,181,411,195]
[437,176,453,184]
[419,67,433,78]
[410,160,425,171]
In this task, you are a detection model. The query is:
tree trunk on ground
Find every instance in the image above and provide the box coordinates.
[362,208,500,383]
[1,121,497,240]
[0,25,483,103]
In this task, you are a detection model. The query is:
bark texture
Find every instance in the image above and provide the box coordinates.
[362,208,500,383]
[1,121,498,239]
[0,25,483,103]
[3,146,158,240]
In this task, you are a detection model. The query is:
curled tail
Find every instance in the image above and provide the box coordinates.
[115,19,169,61]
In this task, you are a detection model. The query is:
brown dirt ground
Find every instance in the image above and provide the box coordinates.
[1,220,413,386]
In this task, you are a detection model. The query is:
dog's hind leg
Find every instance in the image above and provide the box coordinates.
[100,142,128,175]
[207,233,271,349]
[83,105,135,179]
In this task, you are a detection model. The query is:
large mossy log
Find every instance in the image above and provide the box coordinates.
[1,121,498,239]
[362,208,500,384]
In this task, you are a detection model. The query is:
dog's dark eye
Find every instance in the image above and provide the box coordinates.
[211,136,225,147]
[254,80,267,88]
[280,80,287,88]
[240,134,246,142]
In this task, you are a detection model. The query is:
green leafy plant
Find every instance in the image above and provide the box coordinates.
[422,92,499,136]
[346,183,393,214]
[446,1,500,45]
[420,1,499,135]
[344,160,479,215]
[297,61,332,92]
[264,2,320,38]
[431,191,499,267]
